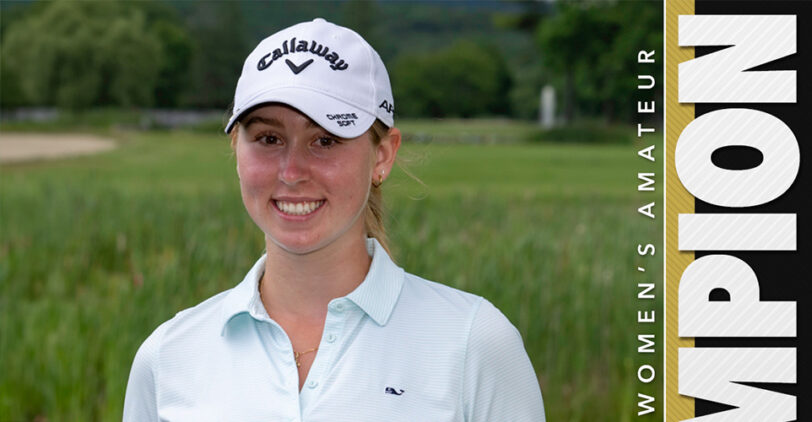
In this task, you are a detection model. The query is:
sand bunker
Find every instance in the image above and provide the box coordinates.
[0,133,116,164]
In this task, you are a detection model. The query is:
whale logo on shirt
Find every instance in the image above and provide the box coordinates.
[385,387,405,395]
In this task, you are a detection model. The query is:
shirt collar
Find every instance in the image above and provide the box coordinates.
[220,238,404,335]
[345,238,405,326]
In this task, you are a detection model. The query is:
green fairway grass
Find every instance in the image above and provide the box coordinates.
[1,126,662,421]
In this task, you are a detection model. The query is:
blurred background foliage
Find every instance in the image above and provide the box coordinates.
[1,0,662,124]
[1,1,663,421]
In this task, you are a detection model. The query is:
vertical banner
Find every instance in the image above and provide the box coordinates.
[665,2,694,420]
[666,0,808,421]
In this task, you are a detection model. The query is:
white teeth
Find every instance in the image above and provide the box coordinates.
[275,200,324,216]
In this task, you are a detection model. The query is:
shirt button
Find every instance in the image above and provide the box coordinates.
[326,333,337,343]
[334,302,345,312]
[307,380,318,389]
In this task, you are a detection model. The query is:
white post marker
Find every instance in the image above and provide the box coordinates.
[540,85,556,128]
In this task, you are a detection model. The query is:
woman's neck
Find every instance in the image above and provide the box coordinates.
[259,233,372,322]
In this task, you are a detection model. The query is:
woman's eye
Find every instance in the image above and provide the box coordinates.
[315,136,340,148]
[256,134,281,145]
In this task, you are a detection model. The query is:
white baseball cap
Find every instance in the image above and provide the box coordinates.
[225,18,395,138]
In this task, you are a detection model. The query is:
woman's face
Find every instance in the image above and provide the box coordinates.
[235,104,395,255]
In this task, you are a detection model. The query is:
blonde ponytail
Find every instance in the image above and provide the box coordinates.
[365,120,392,256]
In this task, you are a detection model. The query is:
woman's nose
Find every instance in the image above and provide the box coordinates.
[279,144,310,185]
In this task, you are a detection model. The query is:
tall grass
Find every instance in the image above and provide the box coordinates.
[0,127,662,421]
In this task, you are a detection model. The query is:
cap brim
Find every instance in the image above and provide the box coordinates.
[225,87,376,138]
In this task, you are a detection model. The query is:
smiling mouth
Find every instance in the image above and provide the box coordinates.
[274,200,325,216]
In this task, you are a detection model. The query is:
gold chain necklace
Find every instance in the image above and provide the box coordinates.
[258,274,319,368]
[294,347,318,367]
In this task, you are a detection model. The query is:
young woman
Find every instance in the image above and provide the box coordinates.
[124,18,545,421]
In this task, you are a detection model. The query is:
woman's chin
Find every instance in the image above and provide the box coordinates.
[262,213,366,257]
[265,233,328,256]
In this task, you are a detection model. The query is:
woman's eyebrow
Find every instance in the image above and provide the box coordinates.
[243,116,283,129]
[242,115,321,130]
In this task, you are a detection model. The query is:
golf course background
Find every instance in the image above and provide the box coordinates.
[1,119,662,421]
[2,1,663,420]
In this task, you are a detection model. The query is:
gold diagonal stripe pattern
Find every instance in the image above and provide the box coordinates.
[666,0,695,420]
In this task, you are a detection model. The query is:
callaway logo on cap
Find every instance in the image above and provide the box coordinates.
[225,18,395,138]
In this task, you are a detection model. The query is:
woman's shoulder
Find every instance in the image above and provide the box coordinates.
[401,272,483,310]
[136,287,236,353]
[387,272,526,373]
[123,287,239,419]
[398,272,517,335]
[172,288,234,329]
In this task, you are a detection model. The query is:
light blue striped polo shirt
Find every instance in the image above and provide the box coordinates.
[123,238,545,421]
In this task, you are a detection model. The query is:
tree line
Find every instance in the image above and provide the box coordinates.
[1,0,661,123]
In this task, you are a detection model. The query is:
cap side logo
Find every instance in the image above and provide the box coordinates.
[257,37,349,71]
[285,59,314,75]
[379,100,394,114]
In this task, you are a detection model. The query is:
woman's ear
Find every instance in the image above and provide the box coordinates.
[374,127,402,183]
[232,126,241,179]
